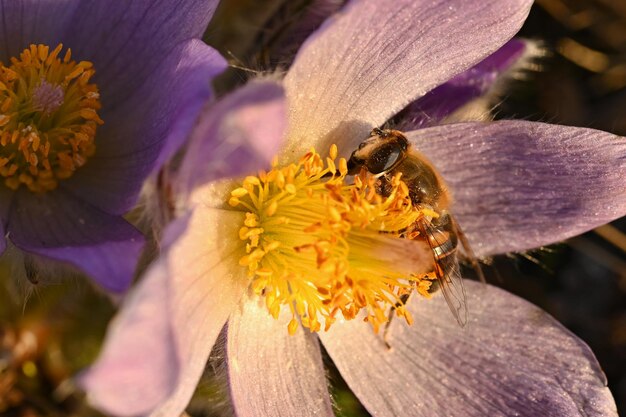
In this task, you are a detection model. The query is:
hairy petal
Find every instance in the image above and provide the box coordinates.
[176,79,286,199]
[284,0,533,159]
[82,206,248,417]
[80,261,177,416]
[151,206,248,417]
[7,188,143,292]
[320,281,616,417]
[228,297,334,417]
[406,121,626,256]
[397,38,529,130]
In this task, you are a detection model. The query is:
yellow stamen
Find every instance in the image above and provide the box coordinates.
[229,146,435,333]
[0,44,103,192]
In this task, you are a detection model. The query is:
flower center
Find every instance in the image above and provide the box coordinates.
[0,44,103,192]
[229,145,438,334]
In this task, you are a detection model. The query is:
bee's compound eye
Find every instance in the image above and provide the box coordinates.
[366,142,403,174]
[346,154,365,175]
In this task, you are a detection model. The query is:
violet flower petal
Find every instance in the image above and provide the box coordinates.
[62,39,227,215]
[320,281,616,417]
[82,206,248,416]
[405,121,626,256]
[7,188,143,292]
[176,79,286,198]
[227,297,334,417]
[0,1,226,216]
[283,0,533,158]
[0,1,79,62]
[80,260,177,417]
[61,0,219,109]
[399,38,527,129]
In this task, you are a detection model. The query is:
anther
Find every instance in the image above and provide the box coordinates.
[0,44,102,192]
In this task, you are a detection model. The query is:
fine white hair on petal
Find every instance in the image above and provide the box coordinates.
[227,296,335,417]
[145,205,251,417]
[320,280,617,417]
[405,121,626,256]
[82,206,250,417]
[283,0,534,160]
[81,261,177,417]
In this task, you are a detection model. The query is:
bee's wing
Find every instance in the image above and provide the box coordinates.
[418,219,468,327]
[452,217,486,283]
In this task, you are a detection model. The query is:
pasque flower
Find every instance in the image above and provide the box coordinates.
[0,0,226,291]
[84,0,624,416]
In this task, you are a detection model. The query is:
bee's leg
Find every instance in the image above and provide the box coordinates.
[426,278,440,295]
[382,313,396,350]
[382,292,411,350]
[371,127,384,137]
[375,175,393,198]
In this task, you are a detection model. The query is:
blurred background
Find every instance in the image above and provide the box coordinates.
[0,0,625,416]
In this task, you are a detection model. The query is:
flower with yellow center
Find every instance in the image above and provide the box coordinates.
[229,145,436,334]
[84,0,625,413]
[0,44,103,192]
[0,0,227,294]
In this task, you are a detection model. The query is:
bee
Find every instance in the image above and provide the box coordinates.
[347,128,484,327]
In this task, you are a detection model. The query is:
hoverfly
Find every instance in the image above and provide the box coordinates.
[347,128,484,326]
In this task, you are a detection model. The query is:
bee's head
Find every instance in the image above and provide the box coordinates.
[347,128,408,175]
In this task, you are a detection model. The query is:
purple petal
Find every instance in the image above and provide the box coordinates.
[0,1,80,62]
[80,260,177,416]
[227,297,334,417]
[176,79,286,198]
[320,281,616,417]
[0,1,219,109]
[63,40,227,215]
[0,3,226,216]
[82,206,248,416]
[398,38,528,129]
[406,121,626,256]
[283,0,533,158]
[7,188,144,292]
[61,0,219,108]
